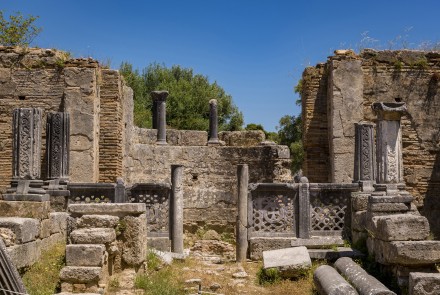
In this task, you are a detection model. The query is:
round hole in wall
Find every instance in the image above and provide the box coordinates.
[18,96,26,100]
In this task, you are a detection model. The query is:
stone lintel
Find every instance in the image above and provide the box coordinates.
[68,203,146,216]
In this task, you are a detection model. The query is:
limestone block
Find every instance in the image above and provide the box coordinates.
[121,214,147,266]
[60,266,101,283]
[219,131,265,146]
[180,130,208,146]
[314,265,358,295]
[371,214,430,241]
[40,218,52,238]
[0,201,50,219]
[77,215,119,229]
[0,228,16,246]
[68,203,146,217]
[166,129,181,145]
[352,211,367,232]
[368,202,411,213]
[0,217,39,243]
[351,193,370,211]
[64,67,96,95]
[249,238,293,260]
[369,238,440,265]
[408,272,440,295]
[70,228,116,244]
[6,239,41,269]
[66,244,106,266]
[263,246,311,278]
[50,212,69,235]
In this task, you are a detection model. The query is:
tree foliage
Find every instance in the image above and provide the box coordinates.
[120,62,243,131]
[276,115,303,173]
[0,11,42,46]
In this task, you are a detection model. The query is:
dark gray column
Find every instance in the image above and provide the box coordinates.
[151,91,169,145]
[298,176,310,239]
[5,108,47,201]
[353,122,375,192]
[171,165,184,253]
[208,99,219,145]
[11,108,43,180]
[236,164,249,262]
[152,100,158,129]
[372,102,407,193]
[114,177,126,203]
[46,112,70,181]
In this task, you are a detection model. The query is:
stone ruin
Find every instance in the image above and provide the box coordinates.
[0,46,439,294]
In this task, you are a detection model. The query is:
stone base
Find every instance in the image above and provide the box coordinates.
[249,237,294,260]
[290,236,344,248]
[308,247,365,261]
[0,200,51,219]
[147,237,171,252]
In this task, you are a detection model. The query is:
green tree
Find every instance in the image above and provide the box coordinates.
[0,11,42,46]
[120,62,243,131]
[276,115,303,172]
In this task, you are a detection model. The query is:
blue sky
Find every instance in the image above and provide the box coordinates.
[2,0,439,131]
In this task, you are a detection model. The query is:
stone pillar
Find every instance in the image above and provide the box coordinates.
[372,102,407,193]
[236,164,249,262]
[171,165,184,254]
[46,112,70,181]
[114,178,126,203]
[5,108,47,201]
[208,99,219,145]
[151,91,168,145]
[152,99,158,129]
[353,122,375,192]
[298,176,310,239]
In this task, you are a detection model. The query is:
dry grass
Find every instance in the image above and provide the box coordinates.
[22,242,66,295]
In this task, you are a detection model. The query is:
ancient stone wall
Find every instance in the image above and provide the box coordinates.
[301,64,330,183]
[302,49,440,233]
[0,47,129,195]
[126,128,292,232]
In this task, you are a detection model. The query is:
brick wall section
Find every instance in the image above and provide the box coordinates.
[301,63,330,182]
[302,49,440,235]
[98,69,124,183]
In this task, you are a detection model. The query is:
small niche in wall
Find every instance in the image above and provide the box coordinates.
[18,96,26,100]
[394,97,402,102]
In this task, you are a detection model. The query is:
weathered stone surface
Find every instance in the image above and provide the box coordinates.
[50,212,69,235]
[334,257,396,294]
[147,237,170,252]
[77,215,119,229]
[314,265,359,295]
[263,247,311,278]
[68,203,146,216]
[218,131,265,146]
[60,266,101,283]
[70,228,116,244]
[290,236,344,248]
[368,238,440,265]
[39,218,51,238]
[121,214,147,266]
[0,201,50,219]
[66,244,105,266]
[249,238,293,260]
[368,202,411,213]
[180,130,208,146]
[408,272,440,295]
[352,211,367,231]
[7,239,41,269]
[352,193,370,211]
[368,214,430,241]
[40,232,64,250]
[308,247,364,261]
[0,217,39,243]
[0,227,16,246]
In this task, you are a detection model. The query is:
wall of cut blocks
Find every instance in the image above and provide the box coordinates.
[302,50,440,235]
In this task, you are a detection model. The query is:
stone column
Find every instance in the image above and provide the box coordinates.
[171,165,184,253]
[151,91,168,145]
[353,122,375,192]
[208,99,219,145]
[298,176,310,239]
[46,112,70,181]
[236,164,248,262]
[372,102,407,193]
[5,108,47,201]
[152,99,158,129]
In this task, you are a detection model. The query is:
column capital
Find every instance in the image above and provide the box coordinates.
[372,102,407,120]
[151,90,169,102]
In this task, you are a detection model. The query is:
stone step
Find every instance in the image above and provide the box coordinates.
[66,244,106,266]
[291,236,344,248]
[70,228,116,244]
[59,266,102,283]
[308,247,365,261]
